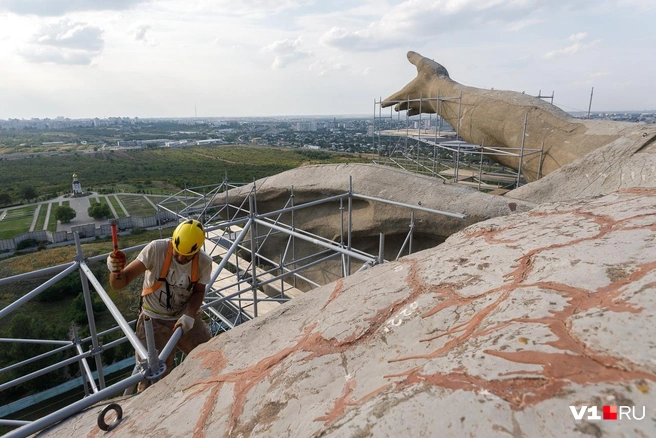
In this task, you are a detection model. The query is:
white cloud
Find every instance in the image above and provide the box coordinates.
[134,24,157,46]
[262,37,312,69]
[165,0,313,18]
[0,0,149,16]
[308,57,346,76]
[18,19,104,65]
[543,32,600,59]
[317,0,615,52]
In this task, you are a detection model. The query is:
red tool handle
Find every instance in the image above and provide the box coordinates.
[111,222,119,251]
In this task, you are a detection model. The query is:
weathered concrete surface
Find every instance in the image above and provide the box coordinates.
[215,163,534,239]
[211,163,535,287]
[508,130,656,203]
[41,188,656,437]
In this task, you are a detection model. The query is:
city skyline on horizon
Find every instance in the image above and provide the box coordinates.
[1,1,655,120]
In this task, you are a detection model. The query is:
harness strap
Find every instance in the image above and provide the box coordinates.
[141,242,201,297]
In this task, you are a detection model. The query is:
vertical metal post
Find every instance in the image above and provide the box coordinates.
[374,98,377,158]
[478,140,484,191]
[517,113,528,188]
[537,140,545,180]
[378,233,385,265]
[74,232,105,390]
[456,91,462,140]
[248,195,258,317]
[417,93,422,171]
[144,317,160,377]
[71,325,90,397]
[405,95,410,168]
[454,143,460,183]
[347,176,353,276]
[587,87,594,119]
[291,185,296,289]
[409,211,414,255]
[437,92,442,138]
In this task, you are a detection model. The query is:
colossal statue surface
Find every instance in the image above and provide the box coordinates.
[382,51,655,183]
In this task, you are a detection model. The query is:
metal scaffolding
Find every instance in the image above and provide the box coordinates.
[371,95,545,193]
[0,176,465,437]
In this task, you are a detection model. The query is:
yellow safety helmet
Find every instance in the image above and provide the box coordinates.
[172,219,205,256]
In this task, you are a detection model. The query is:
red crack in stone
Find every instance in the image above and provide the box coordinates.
[159,193,656,433]
[183,325,317,436]
[314,379,356,424]
[385,201,656,408]
[321,279,345,310]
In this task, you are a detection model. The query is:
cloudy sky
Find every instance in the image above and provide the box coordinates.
[0,0,654,119]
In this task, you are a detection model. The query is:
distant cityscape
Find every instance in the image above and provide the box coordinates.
[0,110,654,159]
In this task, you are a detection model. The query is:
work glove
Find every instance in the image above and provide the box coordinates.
[174,314,194,334]
[106,250,127,273]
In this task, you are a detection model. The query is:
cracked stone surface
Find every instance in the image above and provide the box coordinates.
[39,188,656,437]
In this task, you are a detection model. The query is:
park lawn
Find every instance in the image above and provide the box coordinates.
[62,200,70,207]
[147,195,187,214]
[0,206,37,239]
[34,203,48,230]
[47,203,59,232]
[117,195,157,217]
[108,195,126,218]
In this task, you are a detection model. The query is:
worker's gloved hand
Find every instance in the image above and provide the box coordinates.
[174,314,194,333]
[106,250,126,273]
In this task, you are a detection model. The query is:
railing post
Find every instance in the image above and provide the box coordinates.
[74,232,105,390]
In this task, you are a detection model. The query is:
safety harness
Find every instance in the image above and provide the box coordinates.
[141,241,199,311]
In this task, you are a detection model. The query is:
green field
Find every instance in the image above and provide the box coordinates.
[46,203,59,232]
[108,195,126,218]
[33,204,48,231]
[148,195,187,213]
[118,195,156,217]
[0,206,37,239]
[0,146,369,202]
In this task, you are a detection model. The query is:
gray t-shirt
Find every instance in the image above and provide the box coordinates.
[136,239,212,320]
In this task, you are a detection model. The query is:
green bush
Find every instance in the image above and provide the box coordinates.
[16,239,38,250]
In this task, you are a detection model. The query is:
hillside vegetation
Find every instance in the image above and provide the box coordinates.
[0,146,369,203]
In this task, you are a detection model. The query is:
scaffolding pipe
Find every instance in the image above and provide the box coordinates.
[253,218,375,264]
[0,348,93,393]
[0,324,131,375]
[347,177,353,275]
[0,263,79,320]
[74,342,98,394]
[71,326,90,397]
[79,262,148,361]
[0,420,30,427]
[75,233,106,390]
[205,219,252,292]
[0,338,70,346]
[158,327,183,364]
[249,195,259,318]
[0,262,75,286]
[351,193,466,220]
[4,373,144,438]
[517,112,528,188]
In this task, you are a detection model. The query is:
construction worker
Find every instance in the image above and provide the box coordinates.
[107,219,212,390]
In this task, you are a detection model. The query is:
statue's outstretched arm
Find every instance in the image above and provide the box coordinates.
[382,51,452,116]
[379,51,639,181]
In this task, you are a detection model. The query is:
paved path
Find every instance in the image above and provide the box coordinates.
[105,195,119,219]
[0,209,6,221]
[43,202,52,230]
[113,195,129,217]
[143,195,158,210]
[29,204,41,232]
